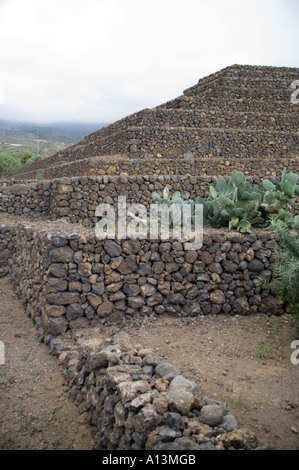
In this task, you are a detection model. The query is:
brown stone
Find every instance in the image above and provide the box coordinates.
[200,404,225,426]
[200,252,214,264]
[122,239,141,254]
[106,282,123,293]
[117,255,137,274]
[87,293,102,309]
[210,289,224,304]
[0,249,10,259]
[97,301,113,317]
[46,292,81,305]
[44,304,66,318]
[10,184,28,196]
[66,303,84,320]
[44,316,68,335]
[48,246,74,263]
[78,262,92,277]
[221,428,258,450]
[154,378,169,392]
[45,278,68,293]
[133,404,164,445]
[140,283,156,297]
[48,263,67,278]
[104,240,122,257]
[157,281,171,295]
[184,251,198,263]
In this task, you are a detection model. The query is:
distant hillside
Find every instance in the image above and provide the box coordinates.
[0,120,108,159]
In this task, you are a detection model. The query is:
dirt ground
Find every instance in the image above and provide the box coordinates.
[0,276,94,450]
[0,276,299,451]
[124,314,299,451]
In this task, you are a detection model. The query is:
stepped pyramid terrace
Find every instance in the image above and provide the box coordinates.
[8,64,299,181]
[0,64,299,450]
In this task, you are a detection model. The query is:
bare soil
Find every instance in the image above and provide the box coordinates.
[0,276,93,450]
[124,313,299,450]
[0,275,299,451]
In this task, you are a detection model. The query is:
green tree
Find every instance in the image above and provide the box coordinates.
[0,153,22,175]
[20,152,33,165]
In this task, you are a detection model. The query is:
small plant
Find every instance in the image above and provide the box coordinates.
[261,168,299,224]
[53,436,64,448]
[151,187,187,227]
[30,154,43,163]
[83,224,96,231]
[195,171,265,232]
[228,349,241,358]
[255,341,268,359]
[36,170,44,180]
[240,323,255,333]
[51,406,59,421]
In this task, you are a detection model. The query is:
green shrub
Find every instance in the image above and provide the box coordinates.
[20,153,33,165]
[30,154,43,163]
[196,169,299,233]
[265,216,299,337]
[0,153,22,175]
[151,168,299,234]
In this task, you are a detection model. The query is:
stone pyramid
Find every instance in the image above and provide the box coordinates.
[11,64,299,180]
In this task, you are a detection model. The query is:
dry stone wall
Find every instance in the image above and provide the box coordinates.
[0,216,284,450]
[1,174,298,225]
[56,330,258,451]
[1,63,298,450]
[0,219,283,335]
[127,126,298,160]
[0,180,52,217]
[82,66,299,161]
[5,153,299,182]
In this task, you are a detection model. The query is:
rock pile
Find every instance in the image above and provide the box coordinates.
[51,330,259,450]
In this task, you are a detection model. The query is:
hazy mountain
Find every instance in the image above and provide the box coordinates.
[0,120,109,159]
[0,120,108,144]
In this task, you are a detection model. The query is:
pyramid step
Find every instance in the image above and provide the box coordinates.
[11,153,299,182]
[129,107,298,132]
[165,95,298,113]
[8,64,299,180]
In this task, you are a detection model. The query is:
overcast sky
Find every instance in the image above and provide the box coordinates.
[0,0,298,124]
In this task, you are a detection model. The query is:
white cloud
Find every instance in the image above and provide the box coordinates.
[0,0,298,123]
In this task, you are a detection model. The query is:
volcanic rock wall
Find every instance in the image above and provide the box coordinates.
[1,174,298,225]
[0,219,283,333]
[0,217,283,449]
[0,63,298,450]
[8,64,299,181]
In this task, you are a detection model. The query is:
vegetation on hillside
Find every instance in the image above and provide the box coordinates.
[0,153,22,174]
[0,120,108,174]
